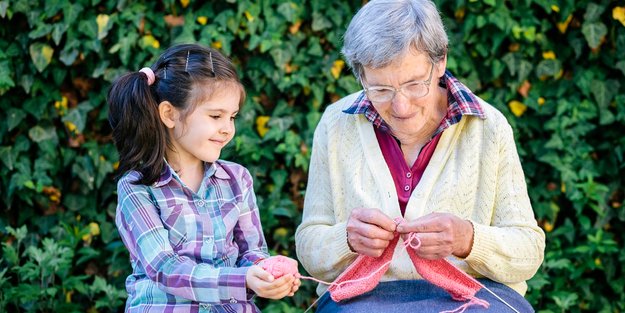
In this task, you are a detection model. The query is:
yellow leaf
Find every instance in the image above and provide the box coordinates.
[557,15,573,33]
[538,97,545,106]
[613,6,625,27]
[244,11,254,22]
[508,100,527,117]
[543,221,554,232]
[256,116,270,138]
[65,121,77,132]
[142,35,160,49]
[66,291,73,303]
[180,0,190,8]
[454,7,465,20]
[274,227,288,238]
[289,20,302,34]
[561,182,566,193]
[89,222,100,236]
[331,60,345,79]
[211,41,222,49]
[113,161,119,170]
[551,5,559,12]
[594,258,601,266]
[197,16,207,25]
[96,14,110,40]
[542,51,556,59]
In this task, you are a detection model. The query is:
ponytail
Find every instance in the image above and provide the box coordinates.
[107,70,167,185]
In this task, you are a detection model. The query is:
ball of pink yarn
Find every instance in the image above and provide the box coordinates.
[260,255,300,279]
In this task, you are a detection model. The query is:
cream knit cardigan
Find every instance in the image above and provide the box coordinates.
[295,92,545,296]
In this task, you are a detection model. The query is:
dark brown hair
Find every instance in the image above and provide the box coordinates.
[107,43,245,185]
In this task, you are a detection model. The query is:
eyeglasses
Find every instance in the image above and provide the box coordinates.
[363,62,435,103]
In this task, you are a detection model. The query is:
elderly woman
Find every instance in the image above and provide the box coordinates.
[295,0,545,312]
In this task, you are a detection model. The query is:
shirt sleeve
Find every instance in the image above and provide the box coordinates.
[115,176,251,304]
[233,168,270,267]
[464,119,546,283]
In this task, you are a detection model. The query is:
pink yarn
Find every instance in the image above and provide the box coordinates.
[259,255,300,279]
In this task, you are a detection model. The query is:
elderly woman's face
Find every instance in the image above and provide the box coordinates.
[362,51,446,142]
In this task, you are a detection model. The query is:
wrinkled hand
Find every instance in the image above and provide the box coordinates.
[245,265,297,299]
[396,212,474,259]
[346,208,397,257]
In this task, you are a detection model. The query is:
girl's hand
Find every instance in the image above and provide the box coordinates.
[245,265,296,299]
[287,275,301,296]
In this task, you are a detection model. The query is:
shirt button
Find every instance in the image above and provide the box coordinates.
[229,297,237,304]
[404,185,410,191]
[204,237,213,244]
[197,200,205,207]
[200,303,211,309]
[406,172,412,178]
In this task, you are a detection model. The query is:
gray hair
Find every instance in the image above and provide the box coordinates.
[342,0,448,81]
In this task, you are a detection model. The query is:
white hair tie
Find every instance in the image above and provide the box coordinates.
[139,67,155,86]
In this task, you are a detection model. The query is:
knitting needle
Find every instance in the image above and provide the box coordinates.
[481,285,521,313]
[303,289,329,313]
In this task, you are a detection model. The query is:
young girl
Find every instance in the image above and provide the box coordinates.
[108,43,300,312]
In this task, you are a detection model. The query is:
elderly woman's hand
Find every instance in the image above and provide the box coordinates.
[396,212,474,259]
[346,208,397,257]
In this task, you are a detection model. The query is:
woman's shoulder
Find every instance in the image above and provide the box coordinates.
[317,91,364,128]
[469,97,511,131]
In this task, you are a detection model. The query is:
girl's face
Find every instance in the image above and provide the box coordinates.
[169,84,241,166]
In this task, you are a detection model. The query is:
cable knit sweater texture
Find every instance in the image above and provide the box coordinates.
[295,91,546,297]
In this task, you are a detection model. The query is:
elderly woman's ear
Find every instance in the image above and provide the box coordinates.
[435,54,447,79]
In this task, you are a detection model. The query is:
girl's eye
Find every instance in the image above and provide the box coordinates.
[230,115,238,121]
[210,115,221,119]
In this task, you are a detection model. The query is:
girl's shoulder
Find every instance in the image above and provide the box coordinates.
[214,160,253,182]
[116,170,150,194]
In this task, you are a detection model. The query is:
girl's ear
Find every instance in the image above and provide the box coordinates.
[158,101,179,129]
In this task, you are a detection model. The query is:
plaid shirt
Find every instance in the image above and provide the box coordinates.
[115,160,269,313]
[343,70,486,135]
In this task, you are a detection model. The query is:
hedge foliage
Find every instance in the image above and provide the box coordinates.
[1,0,624,312]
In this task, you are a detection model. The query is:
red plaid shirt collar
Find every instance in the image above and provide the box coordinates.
[343,70,486,136]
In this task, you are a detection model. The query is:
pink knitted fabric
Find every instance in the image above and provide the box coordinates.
[328,230,489,311]
[328,234,402,301]
[260,255,300,279]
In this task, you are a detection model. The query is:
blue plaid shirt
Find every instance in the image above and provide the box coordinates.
[115,160,269,313]
[343,70,486,134]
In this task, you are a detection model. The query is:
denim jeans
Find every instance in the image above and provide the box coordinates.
[314,279,534,313]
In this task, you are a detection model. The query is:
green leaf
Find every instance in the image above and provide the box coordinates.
[616,61,625,77]
[0,60,15,89]
[29,43,54,72]
[583,3,605,22]
[0,146,14,170]
[311,12,332,31]
[536,59,561,78]
[592,79,619,125]
[581,22,607,49]
[0,1,8,18]
[7,108,26,131]
[28,126,57,143]
[277,2,298,22]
